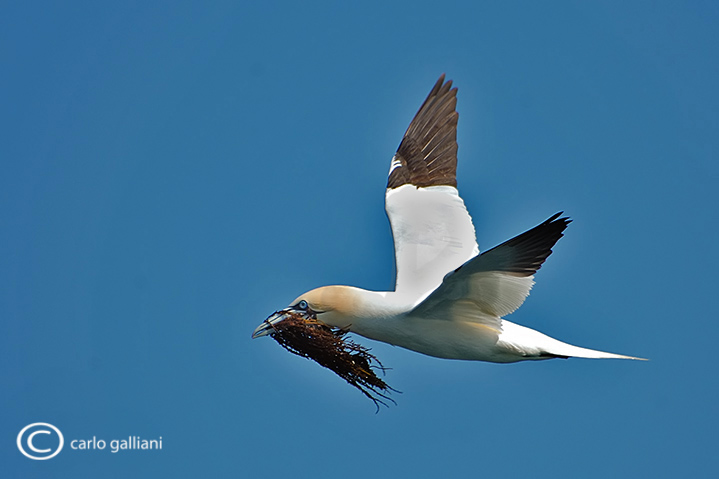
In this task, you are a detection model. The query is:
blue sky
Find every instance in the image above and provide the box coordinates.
[3,1,718,477]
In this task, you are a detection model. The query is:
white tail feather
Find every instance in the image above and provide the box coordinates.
[499,321,647,361]
[544,341,646,360]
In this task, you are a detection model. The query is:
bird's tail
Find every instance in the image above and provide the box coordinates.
[542,339,646,361]
[499,322,647,361]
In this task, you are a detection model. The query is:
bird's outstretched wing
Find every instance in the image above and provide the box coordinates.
[385,75,479,300]
[411,213,571,329]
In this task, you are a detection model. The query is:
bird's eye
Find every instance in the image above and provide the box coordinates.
[297,300,309,310]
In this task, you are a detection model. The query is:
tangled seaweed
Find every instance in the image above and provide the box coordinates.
[266,311,397,410]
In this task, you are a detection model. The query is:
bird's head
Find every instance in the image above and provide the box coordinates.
[251,286,358,339]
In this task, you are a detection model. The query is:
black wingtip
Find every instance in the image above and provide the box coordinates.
[547,211,571,223]
[481,212,572,276]
[387,75,459,189]
[543,212,572,235]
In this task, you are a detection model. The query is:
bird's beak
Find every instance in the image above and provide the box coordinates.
[252,309,290,339]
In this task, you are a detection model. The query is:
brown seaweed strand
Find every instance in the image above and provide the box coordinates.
[268,313,397,410]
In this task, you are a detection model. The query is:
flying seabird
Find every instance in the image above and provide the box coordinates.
[253,75,643,365]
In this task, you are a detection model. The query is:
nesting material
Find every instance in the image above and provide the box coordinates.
[267,311,396,409]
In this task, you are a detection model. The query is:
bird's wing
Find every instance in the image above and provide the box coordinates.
[411,213,571,329]
[385,75,479,300]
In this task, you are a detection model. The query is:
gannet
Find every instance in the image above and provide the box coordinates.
[253,75,643,363]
